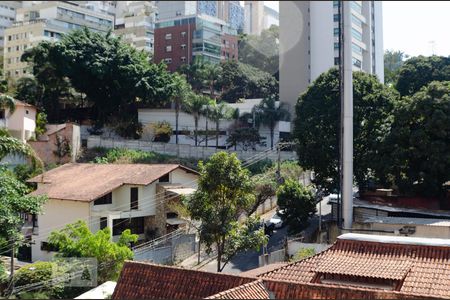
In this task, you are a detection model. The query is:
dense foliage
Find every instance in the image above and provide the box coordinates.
[22,28,175,136]
[294,68,397,192]
[277,179,317,234]
[48,220,138,282]
[185,152,267,272]
[384,50,409,85]
[395,55,450,96]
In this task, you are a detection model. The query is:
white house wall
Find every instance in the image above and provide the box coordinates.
[170,168,198,189]
[32,198,90,262]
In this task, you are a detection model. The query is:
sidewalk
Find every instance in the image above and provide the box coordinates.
[178,248,217,270]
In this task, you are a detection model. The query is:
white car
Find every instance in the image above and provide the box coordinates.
[268,211,284,229]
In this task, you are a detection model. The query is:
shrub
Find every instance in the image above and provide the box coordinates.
[291,247,316,262]
[153,121,172,143]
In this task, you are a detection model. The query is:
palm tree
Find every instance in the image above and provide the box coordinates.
[202,63,221,99]
[183,94,208,146]
[0,94,16,114]
[210,101,235,148]
[170,74,192,144]
[178,59,205,93]
[200,97,215,147]
[254,95,290,149]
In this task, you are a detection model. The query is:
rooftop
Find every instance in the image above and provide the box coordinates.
[28,163,197,202]
[362,216,450,227]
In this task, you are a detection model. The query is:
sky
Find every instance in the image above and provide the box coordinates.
[259,1,450,57]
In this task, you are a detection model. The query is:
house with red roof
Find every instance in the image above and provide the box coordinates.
[112,233,450,299]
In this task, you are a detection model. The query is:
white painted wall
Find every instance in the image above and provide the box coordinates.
[32,199,90,262]
[171,168,198,189]
[3,105,36,141]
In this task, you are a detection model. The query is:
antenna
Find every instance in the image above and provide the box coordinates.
[429,40,436,55]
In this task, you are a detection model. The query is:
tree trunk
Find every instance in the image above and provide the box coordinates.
[217,249,221,272]
[175,101,179,144]
[216,121,220,148]
[194,117,198,146]
[270,126,274,149]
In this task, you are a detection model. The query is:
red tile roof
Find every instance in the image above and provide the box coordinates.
[28,163,197,202]
[206,280,269,299]
[259,234,450,298]
[111,261,255,299]
[240,263,288,278]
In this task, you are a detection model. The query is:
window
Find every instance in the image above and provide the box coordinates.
[159,173,170,183]
[351,28,362,41]
[163,58,172,64]
[334,57,340,65]
[94,192,112,205]
[352,57,362,68]
[0,110,5,119]
[334,28,339,36]
[333,14,340,22]
[112,217,144,236]
[7,47,10,53]
[165,33,172,40]
[181,31,186,37]
[334,42,339,49]
[181,44,186,49]
[41,241,59,252]
[352,43,363,55]
[25,110,29,115]
[181,56,186,62]
[100,217,107,230]
[130,187,138,210]
[166,45,172,52]
[8,35,11,41]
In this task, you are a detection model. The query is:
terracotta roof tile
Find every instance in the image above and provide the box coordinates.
[206,280,269,299]
[259,235,450,298]
[111,261,256,299]
[28,163,196,202]
[240,263,288,278]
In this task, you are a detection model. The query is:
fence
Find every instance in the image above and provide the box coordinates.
[133,229,197,265]
[87,136,297,161]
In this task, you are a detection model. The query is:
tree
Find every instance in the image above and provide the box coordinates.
[185,152,267,272]
[0,168,46,255]
[183,94,208,146]
[218,61,278,102]
[202,62,221,99]
[277,179,317,235]
[238,25,279,79]
[169,73,192,144]
[227,127,264,151]
[178,58,207,92]
[0,94,15,113]
[23,28,175,134]
[200,96,215,147]
[209,101,235,148]
[35,112,47,138]
[294,68,397,193]
[48,220,138,282]
[381,81,450,197]
[384,50,409,86]
[395,55,450,96]
[14,77,44,107]
[254,95,290,149]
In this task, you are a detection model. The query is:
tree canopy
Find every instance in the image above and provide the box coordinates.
[395,55,450,96]
[22,28,175,136]
[384,50,409,86]
[238,25,279,79]
[293,68,397,192]
[382,81,450,197]
[185,152,267,272]
[277,179,317,235]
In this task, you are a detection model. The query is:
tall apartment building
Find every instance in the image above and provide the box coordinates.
[244,1,279,35]
[64,1,117,17]
[279,1,384,113]
[154,14,238,72]
[114,1,157,54]
[0,1,22,52]
[155,1,244,32]
[3,1,114,78]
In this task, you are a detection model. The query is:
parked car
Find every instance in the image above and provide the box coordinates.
[268,210,285,229]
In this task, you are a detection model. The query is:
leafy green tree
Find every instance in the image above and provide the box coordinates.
[0,94,15,113]
[178,58,207,92]
[384,50,409,86]
[238,25,279,79]
[381,81,450,197]
[21,42,72,122]
[254,95,290,149]
[0,168,46,255]
[209,101,235,148]
[0,135,43,168]
[218,61,278,102]
[202,62,221,99]
[183,94,208,146]
[396,55,450,96]
[277,179,317,234]
[227,127,264,151]
[48,220,138,282]
[294,68,397,193]
[35,112,47,138]
[185,152,267,272]
[14,77,43,107]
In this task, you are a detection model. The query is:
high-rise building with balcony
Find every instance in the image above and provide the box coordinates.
[114,1,157,54]
[279,1,383,114]
[155,1,244,31]
[154,14,238,72]
[3,1,114,78]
